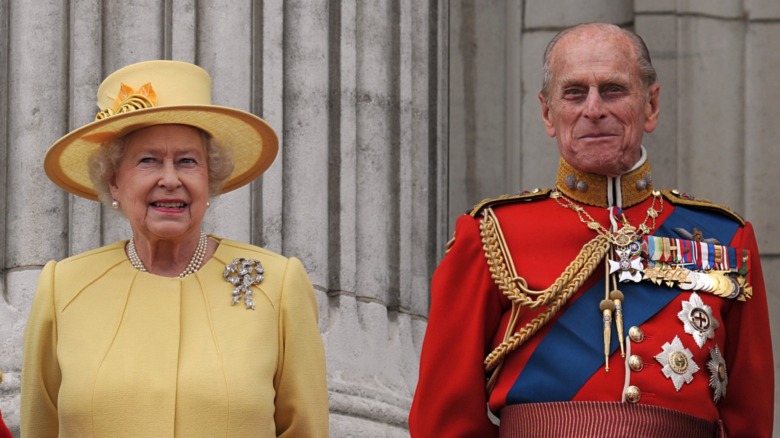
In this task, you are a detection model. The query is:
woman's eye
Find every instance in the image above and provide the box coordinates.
[139,157,157,164]
[179,158,198,166]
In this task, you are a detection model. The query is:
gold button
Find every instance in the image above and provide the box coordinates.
[624,385,641,403]
[628,355,644,372]
[628,326,644,343]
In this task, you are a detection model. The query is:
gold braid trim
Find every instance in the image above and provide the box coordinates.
[479,207,611,374]
[661,189,745,225]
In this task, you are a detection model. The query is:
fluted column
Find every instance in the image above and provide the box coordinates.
[199,0,255,242]
[1,2,70,431]
[68,0,103,256]
[280,0,331,278]
[323,1,442,434]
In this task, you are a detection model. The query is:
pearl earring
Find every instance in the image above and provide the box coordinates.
[206,201,211,208]
[111,200,120,209]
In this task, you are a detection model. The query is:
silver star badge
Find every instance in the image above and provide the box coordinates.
[707,345,728,403]
[677,292,719,348]
[655,335,700,391]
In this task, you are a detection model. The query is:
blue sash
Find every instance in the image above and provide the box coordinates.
[505,206,740,404]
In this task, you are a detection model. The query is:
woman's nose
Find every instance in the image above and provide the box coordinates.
[158,162,182,189]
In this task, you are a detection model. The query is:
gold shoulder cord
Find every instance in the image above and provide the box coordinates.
[480,207,611,390]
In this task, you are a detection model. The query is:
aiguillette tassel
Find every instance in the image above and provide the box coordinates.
[610,290,625,357]
[599,299,615,372]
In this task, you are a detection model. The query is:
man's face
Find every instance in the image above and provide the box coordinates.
[539,30,660,177]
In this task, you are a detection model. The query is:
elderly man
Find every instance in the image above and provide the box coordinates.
[409,23,773,437]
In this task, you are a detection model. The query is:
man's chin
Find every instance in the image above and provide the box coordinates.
[577,135,619,146]
[568,156,626,177]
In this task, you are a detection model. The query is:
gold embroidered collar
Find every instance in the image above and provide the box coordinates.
[555,154,654,209]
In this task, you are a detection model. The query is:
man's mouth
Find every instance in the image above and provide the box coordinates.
[580,133,613,139]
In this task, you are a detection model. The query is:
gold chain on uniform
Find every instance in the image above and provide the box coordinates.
[551,189,663,244]
[481,190,663,380]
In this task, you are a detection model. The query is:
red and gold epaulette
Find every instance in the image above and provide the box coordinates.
[468,188,552,217]
[661,189,745,226]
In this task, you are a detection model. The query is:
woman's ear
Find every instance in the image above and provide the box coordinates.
[108,174,119,200]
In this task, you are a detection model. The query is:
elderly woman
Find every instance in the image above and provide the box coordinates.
[21,61,328,436]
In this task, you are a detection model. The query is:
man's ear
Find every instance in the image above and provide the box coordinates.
[644,83,660,133]
[539,91,556,138]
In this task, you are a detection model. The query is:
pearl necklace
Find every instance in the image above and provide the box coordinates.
[126,231,208,278]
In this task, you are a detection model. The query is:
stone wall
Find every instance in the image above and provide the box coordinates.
[1,1,779,436]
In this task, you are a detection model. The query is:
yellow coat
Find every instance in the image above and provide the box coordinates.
[21,237,329,437]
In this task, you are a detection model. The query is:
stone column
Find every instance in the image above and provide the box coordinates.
[1,1,71,433]
[323,1,443,434]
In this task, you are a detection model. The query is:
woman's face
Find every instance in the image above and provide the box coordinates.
[109,124,210,243]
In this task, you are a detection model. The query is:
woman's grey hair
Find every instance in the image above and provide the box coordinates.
[88,128,235,206]
[540,23,658,104]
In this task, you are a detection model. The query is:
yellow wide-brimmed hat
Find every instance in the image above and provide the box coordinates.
[44,60,278,201]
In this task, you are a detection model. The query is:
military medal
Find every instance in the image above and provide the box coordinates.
[677,292,719,348]
[655,335,700,391]
[607,230,644,282]
[642,235,751,301]
[707,345,728,403]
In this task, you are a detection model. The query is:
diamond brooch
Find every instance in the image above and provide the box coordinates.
[224,258,265,310]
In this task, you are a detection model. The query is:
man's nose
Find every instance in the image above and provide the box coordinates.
[583,88,607,120]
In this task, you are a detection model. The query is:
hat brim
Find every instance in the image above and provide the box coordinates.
[44,105,278,201]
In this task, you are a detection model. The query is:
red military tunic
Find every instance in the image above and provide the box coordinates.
[0,409,10,438]
[409,157,773,437]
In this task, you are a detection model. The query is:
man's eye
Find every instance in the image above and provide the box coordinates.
[603,86,625,96]
[563,89,584,98]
